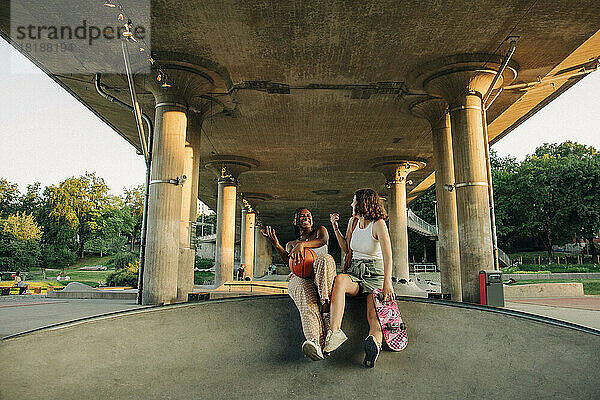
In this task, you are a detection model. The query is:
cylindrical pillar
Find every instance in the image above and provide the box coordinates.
[432,112,462,301]
[423,67,504,302]
[177,144,195,302]
[240,208,247,266]
[372,160,425,282]
[388,171,409,281]
[265,235,272,276]
[449,93,494,301]
[410,98,462,301]
[143,103,187,305]
[242,211,256,279]
[254,224,267,277]
[215,179,237,285]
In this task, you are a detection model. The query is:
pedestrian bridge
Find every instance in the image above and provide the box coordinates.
[1,296,598,399]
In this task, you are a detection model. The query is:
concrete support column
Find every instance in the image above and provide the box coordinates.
[205,156,259,285]
[388,173,409,281]
[448,93,494,302]
[177,144,195,302]
[410,98,462,301]
[419,57,517,302]
[214,177,237,285]
[139,58,231,305]
[143,101,187,305]
[240,205,256,280]
[176,112,203,302]
[254,224,267,277]
[240,208,247,266]
[372,159,425,282]
[265,236,272,276]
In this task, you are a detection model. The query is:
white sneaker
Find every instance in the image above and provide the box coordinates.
[302,340,324,361]
[323,329,348,353]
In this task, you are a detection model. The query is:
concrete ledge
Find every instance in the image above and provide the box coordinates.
[505,273,600,280]
[47,291,137,300]
[504,283,584,299]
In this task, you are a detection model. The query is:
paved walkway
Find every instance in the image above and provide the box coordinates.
[0,296,145,338]
[505,296,600,330]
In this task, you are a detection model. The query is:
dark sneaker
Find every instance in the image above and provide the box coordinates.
[363,335,380,368]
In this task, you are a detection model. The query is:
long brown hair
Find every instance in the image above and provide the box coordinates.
[354,189,388,221]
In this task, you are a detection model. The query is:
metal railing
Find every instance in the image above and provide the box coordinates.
[407,209,438,237]
[497,248,511,267]
[409,263,439,273]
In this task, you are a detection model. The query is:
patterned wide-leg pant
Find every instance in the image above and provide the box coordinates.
[288,253,336,347]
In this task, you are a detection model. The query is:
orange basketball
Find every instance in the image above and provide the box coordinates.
[289,248,318,278]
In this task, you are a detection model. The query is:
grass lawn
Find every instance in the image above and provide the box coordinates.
[25,255,115,286]
[194,271,214,285]
[511,279,600,295]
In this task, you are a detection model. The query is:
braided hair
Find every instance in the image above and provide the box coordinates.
[293,207,314,239]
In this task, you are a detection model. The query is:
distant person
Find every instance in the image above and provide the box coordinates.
[13,271,29,293]
[237,264,245,281]
[262,207,336,361]
[326,188,394,368]
[56,275,61,282]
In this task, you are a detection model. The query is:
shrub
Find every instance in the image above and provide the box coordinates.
[194,270,214,285]
[195,257,214,269]
[106,261,138,287]
[107,252,138,270]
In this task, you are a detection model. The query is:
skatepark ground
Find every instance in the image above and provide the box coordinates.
[1,293,599,399]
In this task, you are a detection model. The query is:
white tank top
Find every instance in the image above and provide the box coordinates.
[311,244,328,256]
[350,220,383,260]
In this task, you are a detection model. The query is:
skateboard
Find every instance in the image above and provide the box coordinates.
[372,288,408,351]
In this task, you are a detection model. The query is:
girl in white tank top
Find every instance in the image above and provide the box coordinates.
[350,220,383,260]
[326,188,394,368]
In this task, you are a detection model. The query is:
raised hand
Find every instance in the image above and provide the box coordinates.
[260,226,280,247]
[329,213,339,231]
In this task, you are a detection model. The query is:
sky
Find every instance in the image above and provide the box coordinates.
[0,39,599,197]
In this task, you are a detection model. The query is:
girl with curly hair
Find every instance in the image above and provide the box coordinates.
[325,188,394,368]
[262,207,336,361]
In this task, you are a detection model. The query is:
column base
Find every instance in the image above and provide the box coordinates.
[392,280,428,298]
[177,248,196,302]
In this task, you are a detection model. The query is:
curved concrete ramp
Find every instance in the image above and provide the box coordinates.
[1,296,599,399]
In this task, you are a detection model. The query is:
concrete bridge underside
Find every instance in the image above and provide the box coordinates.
[1,296,599,399]
[1,1,600,303]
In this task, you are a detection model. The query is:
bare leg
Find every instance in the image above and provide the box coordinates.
[329,274,360,331]
[366,294,383,345]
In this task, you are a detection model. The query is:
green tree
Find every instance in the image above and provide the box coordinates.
[45,172,111,259]
[123,185,144,251]
[407,188,436,263]
[491,151,528,252]
[86,200,135,256]
[196,213,217,236]
[0,212,42,271]
[0,178,20,218]
[559,154,600,262]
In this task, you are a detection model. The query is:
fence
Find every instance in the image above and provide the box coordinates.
[410,263,439,273]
